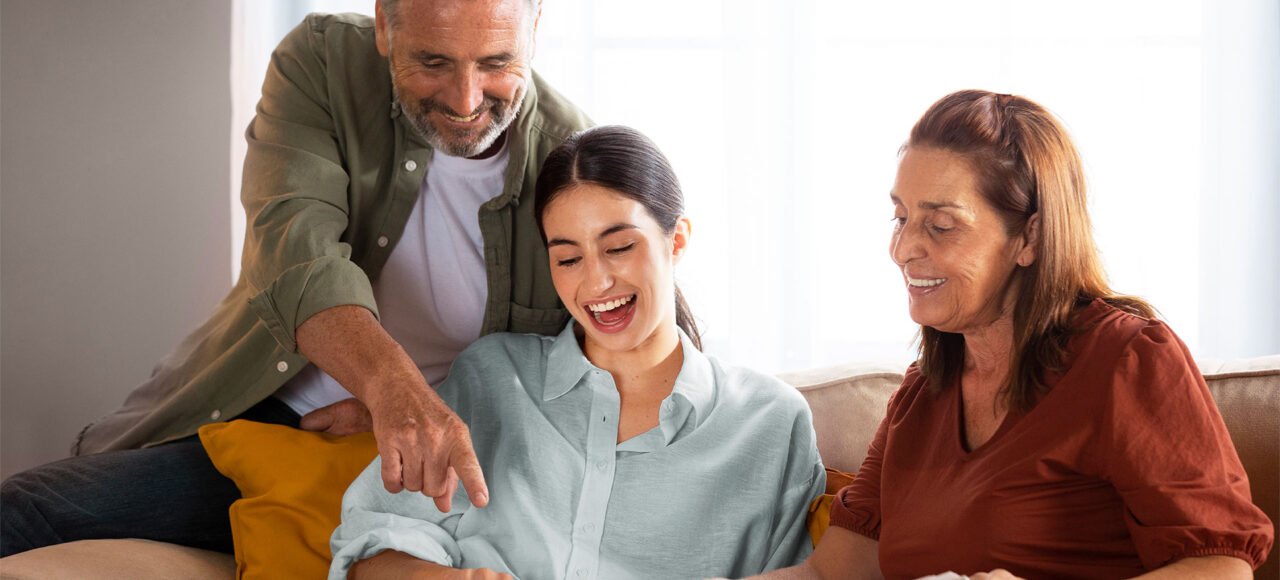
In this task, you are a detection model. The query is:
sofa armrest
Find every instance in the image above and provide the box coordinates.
[0,539,234,580]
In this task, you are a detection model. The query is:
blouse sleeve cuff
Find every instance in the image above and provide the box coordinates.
[827,484,881,541]
[1175,544,1272,571]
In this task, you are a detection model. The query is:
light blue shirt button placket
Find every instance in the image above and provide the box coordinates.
[564,374,618,579]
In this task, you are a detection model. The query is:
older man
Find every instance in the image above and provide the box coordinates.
[0,0,589,556]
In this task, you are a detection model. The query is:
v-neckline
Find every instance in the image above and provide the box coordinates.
[952,364,1074,459]
[953,380,1016,457]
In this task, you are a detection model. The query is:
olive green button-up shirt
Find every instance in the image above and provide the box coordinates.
[74,13,592,455]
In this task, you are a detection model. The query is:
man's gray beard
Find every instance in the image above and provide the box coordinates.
[396,89,524,158]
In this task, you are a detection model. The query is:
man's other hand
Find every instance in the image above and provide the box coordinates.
[300,398,374,435]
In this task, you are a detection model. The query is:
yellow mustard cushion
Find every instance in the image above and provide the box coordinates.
[199,420,378,580]
[807,467,857,546]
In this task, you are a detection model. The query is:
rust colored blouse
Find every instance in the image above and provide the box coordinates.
[831,300,1274,578]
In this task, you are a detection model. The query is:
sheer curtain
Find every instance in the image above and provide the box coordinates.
[232,0,1279,373]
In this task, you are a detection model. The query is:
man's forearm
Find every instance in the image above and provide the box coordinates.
[295,304,423,404]
[294,304,486,503]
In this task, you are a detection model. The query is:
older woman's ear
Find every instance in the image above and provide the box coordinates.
[1016,213,1040,267]
[671,216,692,263]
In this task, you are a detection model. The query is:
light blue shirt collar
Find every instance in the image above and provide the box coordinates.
[542,321,715,442]
[542,322,593,402]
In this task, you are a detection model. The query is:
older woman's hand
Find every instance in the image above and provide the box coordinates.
[968,570,1024,580]
[915,571,1025,580]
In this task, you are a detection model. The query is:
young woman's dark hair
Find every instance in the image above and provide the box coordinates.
[534,125,702,350]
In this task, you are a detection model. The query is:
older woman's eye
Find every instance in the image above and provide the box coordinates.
[556,257,581,267]
[606,243,635,255]
[890,216,907,230]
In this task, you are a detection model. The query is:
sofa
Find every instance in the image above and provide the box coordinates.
[3,356,1277,579]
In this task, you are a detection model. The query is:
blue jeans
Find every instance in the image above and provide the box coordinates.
[0,397,300,557]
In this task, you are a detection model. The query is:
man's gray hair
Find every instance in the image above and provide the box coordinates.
[380,0,539,30]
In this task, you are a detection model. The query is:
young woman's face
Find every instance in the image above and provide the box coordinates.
[542,183,689,354]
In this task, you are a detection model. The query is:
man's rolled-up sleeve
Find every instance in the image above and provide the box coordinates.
[329,458,468,579]
[241,16,377,352]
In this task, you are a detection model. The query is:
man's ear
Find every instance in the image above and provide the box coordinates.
[672,216,692,264]
[527,0,544,59]
[1016,213,1040,267]
[374,1,391,57]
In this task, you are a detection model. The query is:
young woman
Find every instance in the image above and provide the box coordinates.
[330,125,825,580]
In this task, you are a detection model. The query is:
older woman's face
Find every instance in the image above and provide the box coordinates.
[889,148,1034,334]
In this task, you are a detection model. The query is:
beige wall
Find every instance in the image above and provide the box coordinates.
[1,0,233,479]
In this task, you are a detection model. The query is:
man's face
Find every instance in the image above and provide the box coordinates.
[376,0,535,158]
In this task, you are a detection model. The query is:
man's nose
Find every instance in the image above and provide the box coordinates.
[445,66,484,116]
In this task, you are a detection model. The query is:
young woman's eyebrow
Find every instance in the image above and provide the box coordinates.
[547,224,638,248]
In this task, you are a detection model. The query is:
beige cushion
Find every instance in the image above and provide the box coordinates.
[781,361,903,473]
[1202,355,1280,578]
[0,539,234,579]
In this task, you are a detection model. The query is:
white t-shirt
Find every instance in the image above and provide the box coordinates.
[274,140,509,416]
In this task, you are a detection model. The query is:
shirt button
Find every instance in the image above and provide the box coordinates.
[576,569,587,577]
[595,460,608,472]
[209,409,221,420]
[583,523,595,533]
[404,159,417,172]
[376,236,389,248]
[276,361,289,373]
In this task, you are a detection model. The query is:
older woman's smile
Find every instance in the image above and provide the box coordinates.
[905,275,947,287]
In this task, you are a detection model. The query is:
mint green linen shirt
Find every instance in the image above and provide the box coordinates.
[73,13,591,455]
[330,324,825,579]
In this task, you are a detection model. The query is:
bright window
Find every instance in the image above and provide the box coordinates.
[233,0,1279,371]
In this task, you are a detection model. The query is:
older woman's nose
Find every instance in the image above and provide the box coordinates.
[890,226,926,266]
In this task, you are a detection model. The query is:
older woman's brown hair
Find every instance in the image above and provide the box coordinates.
[907,89,1154,412]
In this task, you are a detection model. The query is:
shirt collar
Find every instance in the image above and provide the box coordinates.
[543,322,592,401]
[542,322,716,429]
[667,328,715,428]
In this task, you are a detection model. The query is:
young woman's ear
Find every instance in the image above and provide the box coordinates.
[1016,213,1040,267]
[671,217,692,264]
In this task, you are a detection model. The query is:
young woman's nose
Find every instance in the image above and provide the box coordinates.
[584,256,615,294]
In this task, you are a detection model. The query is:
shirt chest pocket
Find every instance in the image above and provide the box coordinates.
[508,302,569,335]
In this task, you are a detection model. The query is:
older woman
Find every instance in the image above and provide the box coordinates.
[328,125,824,579]
[763,91,1273,579]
